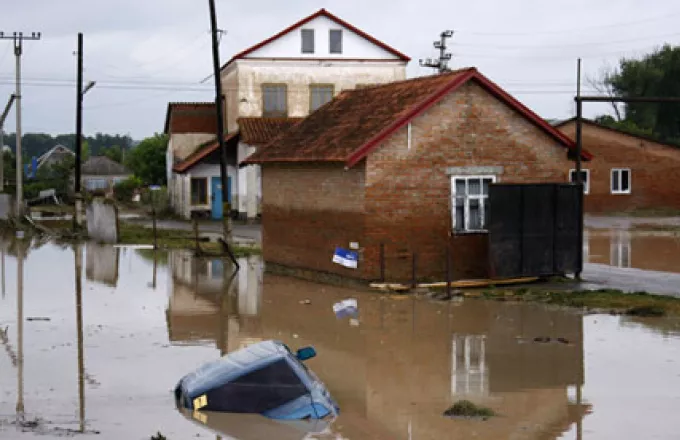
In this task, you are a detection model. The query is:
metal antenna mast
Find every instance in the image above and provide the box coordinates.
[420,30,454,74]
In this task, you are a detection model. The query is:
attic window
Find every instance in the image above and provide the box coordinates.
[301,29,314,54]
[329,29,342,54]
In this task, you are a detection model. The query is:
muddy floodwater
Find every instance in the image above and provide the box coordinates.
[1,241,680,439]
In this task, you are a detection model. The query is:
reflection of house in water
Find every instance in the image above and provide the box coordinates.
[168,268,588,440]
[165,251,263,347]
[609,230,631,268]
[586,228,680,272]
[85,243,120,287]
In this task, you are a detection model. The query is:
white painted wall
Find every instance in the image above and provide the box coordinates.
[248,16,401,60]
[172,163,238,219]
[237,143,260,218]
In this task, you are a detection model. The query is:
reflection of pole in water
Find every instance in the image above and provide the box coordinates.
[576,385,583,440]
[74,244,85,433]
[16,243,24,417]
[152,250,157,290]
[2,249,5,299]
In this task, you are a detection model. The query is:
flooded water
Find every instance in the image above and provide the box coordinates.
[1,240,679,439]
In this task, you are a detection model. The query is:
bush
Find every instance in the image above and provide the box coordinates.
[114,176,143,202]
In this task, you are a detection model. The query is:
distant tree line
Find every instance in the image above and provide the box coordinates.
[0,132,137,164]
[590,44,680,146]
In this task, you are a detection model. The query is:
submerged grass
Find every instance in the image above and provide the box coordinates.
[118,223,260,257]
[478,287,680,317]
[443,400,496,418]
[22,219,260,257]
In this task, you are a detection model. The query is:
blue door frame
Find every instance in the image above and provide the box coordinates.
[211,176,231,220]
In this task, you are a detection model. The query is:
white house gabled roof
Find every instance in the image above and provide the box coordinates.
[36,144,74,169]
[220,9,410,70]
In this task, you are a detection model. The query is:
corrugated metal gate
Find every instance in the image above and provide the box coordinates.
[487,183,582,278]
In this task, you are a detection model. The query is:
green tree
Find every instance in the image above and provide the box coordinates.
[101,144,123,163]
[595,45,680,144]
[125,133,168,185]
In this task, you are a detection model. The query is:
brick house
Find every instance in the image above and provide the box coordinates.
[556,118,680,213]
[244,68,588,282]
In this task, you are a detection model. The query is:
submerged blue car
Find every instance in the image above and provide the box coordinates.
[174,340,339,420]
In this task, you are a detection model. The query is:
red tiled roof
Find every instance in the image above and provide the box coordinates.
[243,68,592,167]
[221,9,410,71]
[164,102,217,134]
[238,117,303,146]
[172,132,239,173]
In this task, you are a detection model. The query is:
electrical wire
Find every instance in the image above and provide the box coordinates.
[457,10,680,36]
[455,32,680,50]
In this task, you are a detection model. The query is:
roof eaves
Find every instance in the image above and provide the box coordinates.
[470,73,592,160]
[172,132,239,174]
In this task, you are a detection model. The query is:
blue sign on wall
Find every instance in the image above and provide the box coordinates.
[332,247,358,269]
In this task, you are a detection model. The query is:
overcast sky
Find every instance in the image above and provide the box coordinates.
[1,0,679,140]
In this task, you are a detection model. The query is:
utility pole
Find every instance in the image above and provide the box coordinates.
[207,0,232,247]
[75,33,83,230]
[0,32,41,217]
[0,94,17,192]
[420,30,454,74]
[73,33,95,231]
[575,58,583,279]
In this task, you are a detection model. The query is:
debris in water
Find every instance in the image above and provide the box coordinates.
[333,298,358,319]
[626,306,666,317]
[299,299,312,305]
[557,337,571,345]
[27,317,51,322]
[150,432,167,440]
[443,400,496,419]
[534,337,551,343]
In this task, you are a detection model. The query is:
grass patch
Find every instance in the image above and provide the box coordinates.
[443,400,496,418]
[118,223,259,257]
[480,288,680,317]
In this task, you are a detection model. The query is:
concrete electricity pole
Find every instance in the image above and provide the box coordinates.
[420,30,454,74]
[0,32,41,216]
[0,94,17,193]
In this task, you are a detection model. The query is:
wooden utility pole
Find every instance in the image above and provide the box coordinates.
[420,30,454,73]
[0,32,41,216]
[207,0,232,247]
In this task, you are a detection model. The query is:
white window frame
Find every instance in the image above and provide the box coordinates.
[569,169,590,194]
[450,175,496,233]
[611,168,631,195]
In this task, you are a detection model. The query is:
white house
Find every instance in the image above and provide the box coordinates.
[167,8,409,220]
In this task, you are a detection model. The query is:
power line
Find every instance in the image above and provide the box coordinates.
[456,31,680,50]
[458,10,680,36]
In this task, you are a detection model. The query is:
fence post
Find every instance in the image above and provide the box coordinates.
[193,218,200,254]
[379,243,385,283]
[446,245,451,298]
[411,252,417,289]
[152,207,158,250]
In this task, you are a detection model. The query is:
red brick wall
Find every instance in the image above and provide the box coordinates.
[362,82,574,281]
[260,163,370,278]
[558,121,680,213]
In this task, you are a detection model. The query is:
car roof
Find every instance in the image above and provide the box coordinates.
[179,340,294,396]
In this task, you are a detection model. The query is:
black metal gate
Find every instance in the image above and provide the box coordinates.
[488,183,582,278]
